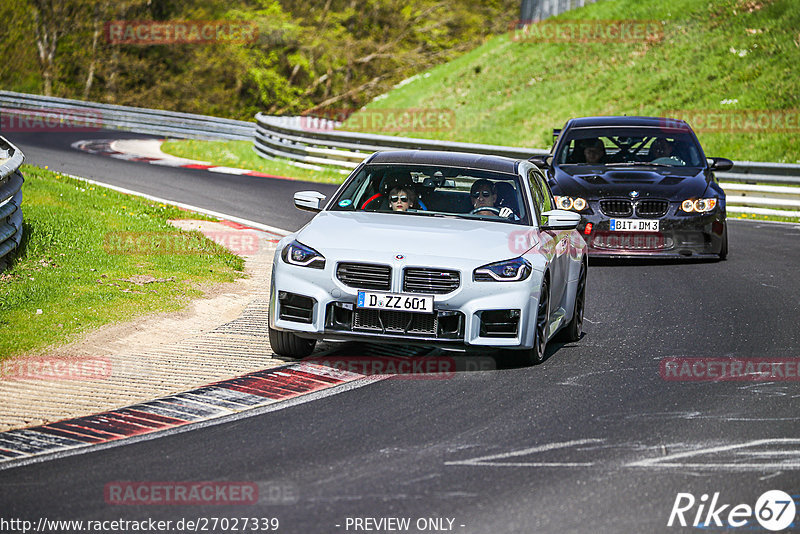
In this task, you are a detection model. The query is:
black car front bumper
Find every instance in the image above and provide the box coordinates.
[576,202,726,258]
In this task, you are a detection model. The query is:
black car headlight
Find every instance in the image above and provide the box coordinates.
[680,198,718,213]
[474,258,532,282]
[555,195,588,212]
[281,240,326,269]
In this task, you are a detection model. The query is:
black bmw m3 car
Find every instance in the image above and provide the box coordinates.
[530,116,733,259]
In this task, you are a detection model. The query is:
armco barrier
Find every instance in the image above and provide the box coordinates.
[1,91,798,218]
[0,91,253,140]
[254,113,800,217]
[253,112,548,171]
[0,136,24,270]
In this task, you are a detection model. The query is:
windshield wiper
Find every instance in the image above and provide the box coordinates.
[405,211,454,218]
[606,161,673,167]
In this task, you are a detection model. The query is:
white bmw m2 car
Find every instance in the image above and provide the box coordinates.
[269,151,587,365]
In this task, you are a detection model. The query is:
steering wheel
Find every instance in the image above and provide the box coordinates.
[606,148,632,163]
[651,156,686,166]
[470,207,501,216]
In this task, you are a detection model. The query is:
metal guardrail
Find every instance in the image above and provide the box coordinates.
[1,91,797,218]
[254,113,800,217]
[0,91,254,140]
[717,161,800,185]
[0,136,24,270]
[254,113,548,171]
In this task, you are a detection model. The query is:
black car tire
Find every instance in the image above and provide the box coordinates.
[557,262,586,342]
[269,323,316,358]
[505,278,550,366]
[718,225,728,261]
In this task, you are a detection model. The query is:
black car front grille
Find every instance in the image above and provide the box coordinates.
[403,268,460,295]
[336,262,391,290]
[592,233,672,250]
[353,309,437,335]
[635,199,670,218]
[599,199,633,217]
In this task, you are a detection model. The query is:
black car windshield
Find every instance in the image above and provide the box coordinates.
[329,164,530,225]
[555,127,705,167]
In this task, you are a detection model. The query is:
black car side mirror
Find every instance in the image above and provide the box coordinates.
[707,157,734,172]
[529,155,552,169]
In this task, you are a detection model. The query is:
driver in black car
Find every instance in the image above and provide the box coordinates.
[470,179,515,218]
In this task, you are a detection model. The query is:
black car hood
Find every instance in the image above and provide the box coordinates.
[551,165,711,200]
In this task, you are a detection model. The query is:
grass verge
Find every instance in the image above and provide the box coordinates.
[0,165,246,359]
[731,212,800,223]
[350,0,800,164]
[161,139,348,184]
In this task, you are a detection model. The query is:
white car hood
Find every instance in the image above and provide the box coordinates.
[294,211,534,264]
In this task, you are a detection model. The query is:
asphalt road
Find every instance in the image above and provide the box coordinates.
[2,130,800,533]
[5,130,336,232]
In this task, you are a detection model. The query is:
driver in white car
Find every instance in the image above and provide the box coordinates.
[470,179,515,219]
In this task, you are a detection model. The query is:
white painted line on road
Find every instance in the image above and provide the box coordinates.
[57,171,292,236]
[444,438,604,467]
[208,166,251,175]
[627,438,800,470]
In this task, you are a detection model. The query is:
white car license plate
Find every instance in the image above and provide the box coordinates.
[610,219,660,232]
[357,291,434,314]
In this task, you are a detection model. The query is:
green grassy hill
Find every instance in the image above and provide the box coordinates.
[347,0,800,163]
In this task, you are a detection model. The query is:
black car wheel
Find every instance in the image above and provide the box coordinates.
[558,262,586,342]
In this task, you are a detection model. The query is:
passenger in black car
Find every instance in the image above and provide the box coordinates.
[583,138,607,164]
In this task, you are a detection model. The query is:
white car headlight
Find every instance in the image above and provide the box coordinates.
[473,258,532,282]
[281,240,326,269]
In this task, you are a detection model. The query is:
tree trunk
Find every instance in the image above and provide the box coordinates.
[83,6,101,100]
[32,4,58,96]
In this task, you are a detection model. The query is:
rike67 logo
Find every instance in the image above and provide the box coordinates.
[668,490,797,531]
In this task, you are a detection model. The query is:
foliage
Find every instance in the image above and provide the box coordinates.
[354,0,800,163]
[1,0,516,119]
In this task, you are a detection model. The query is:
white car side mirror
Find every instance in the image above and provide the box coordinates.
[541,209,581,230]
[294,191,327,212]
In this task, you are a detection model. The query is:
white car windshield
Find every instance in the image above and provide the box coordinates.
[330,164,530,225]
